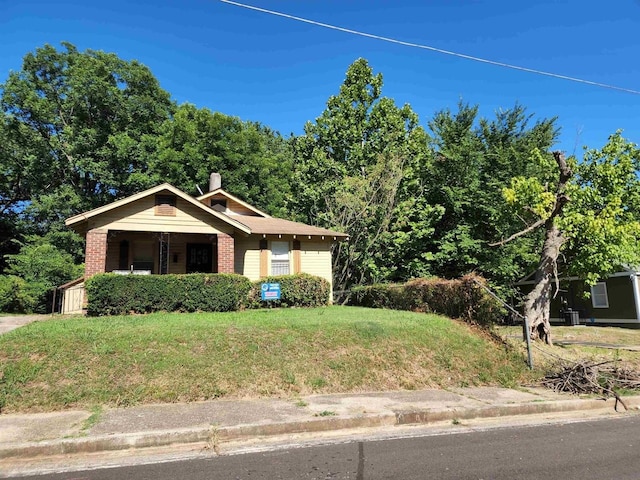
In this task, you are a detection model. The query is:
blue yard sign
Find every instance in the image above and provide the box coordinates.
[261,282,281,301]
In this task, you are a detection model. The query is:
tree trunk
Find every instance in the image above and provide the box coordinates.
[523,151,573,345]
[523,223,565,345]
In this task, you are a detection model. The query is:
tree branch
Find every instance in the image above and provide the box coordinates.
[489,217,547,247]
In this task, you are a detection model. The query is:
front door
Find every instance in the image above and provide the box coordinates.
[186,243,213,273]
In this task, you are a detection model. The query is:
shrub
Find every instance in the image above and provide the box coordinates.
[2,239,83,313]
[247,273,331,308]
[350,274,505,326]
[0,275,32,313]
[350,283,407,310]
[85,273,252,316]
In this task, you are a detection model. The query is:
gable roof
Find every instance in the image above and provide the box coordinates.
[64,183,348,240]
[235,216,348,239]
[197,188,271,218]
[65,183,251,234]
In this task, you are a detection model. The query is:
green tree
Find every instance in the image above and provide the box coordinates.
[147,103,293,215]
[291,58,438,290]
[497,132,640,343]
[0,42,174,252]
[426,103,558,283]
[2,236,83,313]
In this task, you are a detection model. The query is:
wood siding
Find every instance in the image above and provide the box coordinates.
[235,236,261,280]
[61,282,84,314]
[88,195,232,234]
[567,276,637,321]
[234,237,332,283]
[207,194,260,216]
[519,275,639,325]
[299,242,333,287]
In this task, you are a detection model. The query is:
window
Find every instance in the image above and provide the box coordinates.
[132,241,154,273]
[590,282,609,308]
[155,195,176,216]
[271,241,290,275]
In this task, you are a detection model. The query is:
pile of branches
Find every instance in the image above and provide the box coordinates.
[541,360,640,411]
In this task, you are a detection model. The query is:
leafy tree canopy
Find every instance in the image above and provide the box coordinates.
[0,42,175,233]
[425,102,559,284]
[291,58,440,289]
[500,132,640,342]
[147,103,294,216]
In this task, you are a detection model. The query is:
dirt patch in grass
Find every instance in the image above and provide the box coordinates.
[0,307,530,413]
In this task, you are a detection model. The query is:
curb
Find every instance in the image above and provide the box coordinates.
[1,397,637,461]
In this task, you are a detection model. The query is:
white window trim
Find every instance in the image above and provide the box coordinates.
[590,282,609,309]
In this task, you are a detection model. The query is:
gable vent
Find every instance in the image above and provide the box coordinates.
[155,195,177,216]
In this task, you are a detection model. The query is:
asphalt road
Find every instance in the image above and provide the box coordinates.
[12,416,640,480]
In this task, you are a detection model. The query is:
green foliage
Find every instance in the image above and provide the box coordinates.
[502,131,640,286]
[0,42,174,266]
[2,237,83,313]
[291,58,437,289]
[147,103,294,216]
[0,275,31,313]
[85,273,251,316]
[425,102,558,282]
[350,275,505,326]
[5,237,83,287]
[246,273,331,308]
[347,283,408,310]
[560,132,640,284]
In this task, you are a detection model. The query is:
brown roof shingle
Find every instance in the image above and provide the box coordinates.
[233,216,348,238]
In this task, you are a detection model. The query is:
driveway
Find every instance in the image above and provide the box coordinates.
[0,315,50,335]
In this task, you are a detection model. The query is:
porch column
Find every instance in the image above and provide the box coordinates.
[217,233,235,273]
[85,228,108,278]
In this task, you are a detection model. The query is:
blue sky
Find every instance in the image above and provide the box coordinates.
[2,0,639,156]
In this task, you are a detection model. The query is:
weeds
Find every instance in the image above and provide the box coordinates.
[315,410,336,417]
[81,405,103,432]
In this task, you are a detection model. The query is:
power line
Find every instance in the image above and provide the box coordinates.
[220,0,640,95]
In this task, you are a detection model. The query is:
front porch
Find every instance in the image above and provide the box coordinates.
[87,229,235,277]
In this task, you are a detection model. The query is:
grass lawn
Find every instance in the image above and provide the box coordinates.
[0,306,531,413]
[496,325,640,371]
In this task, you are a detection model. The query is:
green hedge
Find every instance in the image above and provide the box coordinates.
[350,274,505,326]
[84,273,330,316]
[85,273,252,316]
[247,273,331,308]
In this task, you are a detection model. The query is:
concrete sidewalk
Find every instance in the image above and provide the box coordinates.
[2,386,639,475]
